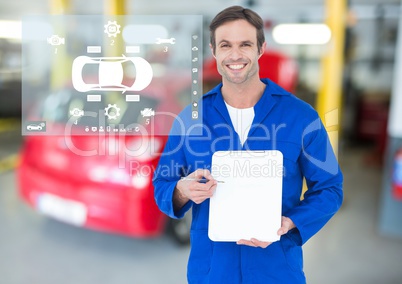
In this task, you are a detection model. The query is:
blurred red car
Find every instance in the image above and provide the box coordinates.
[17,73,192,244]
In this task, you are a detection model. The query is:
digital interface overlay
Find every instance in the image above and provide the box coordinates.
[22,15,203,136]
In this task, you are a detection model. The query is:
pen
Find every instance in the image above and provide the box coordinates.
[181,177,225,183]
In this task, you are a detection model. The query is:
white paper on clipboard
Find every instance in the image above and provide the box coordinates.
[208,150,283,242]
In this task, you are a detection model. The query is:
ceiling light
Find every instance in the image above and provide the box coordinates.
[272,23,331,45]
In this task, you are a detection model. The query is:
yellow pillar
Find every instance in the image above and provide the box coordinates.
[50,0,70,14]
[49,0,71,90]
[105,0,126,15]
[103,0,126,54]
[103,0,127,111]
[302,0,346,200]
[316,0,347,157]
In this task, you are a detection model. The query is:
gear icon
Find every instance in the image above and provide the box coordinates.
[104,104,121,120]
[104,21,121,37]
[69,107,84,117]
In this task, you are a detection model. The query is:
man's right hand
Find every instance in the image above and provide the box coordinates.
[173,169,217,210]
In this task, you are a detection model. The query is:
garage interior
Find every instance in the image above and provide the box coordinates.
[1,0,402,283]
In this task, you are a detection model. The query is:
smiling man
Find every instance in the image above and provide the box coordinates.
[212,16,263,87]
[153,6,343,283]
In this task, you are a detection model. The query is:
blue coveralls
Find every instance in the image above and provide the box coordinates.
[153,78,343,283]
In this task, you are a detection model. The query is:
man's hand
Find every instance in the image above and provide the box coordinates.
[173,169,217,211]
[237,216,296,248]
[277,216,296,236]
[237,238,272,248]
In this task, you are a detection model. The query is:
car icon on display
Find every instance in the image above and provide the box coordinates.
[72,55,153,94]
[140,108,155,117]
[26,123,45,131]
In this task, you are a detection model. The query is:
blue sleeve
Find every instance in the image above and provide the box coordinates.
[152,129,193,219]
[286,116,343,246]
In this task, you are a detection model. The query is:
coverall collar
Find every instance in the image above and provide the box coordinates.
[205,78,291,140]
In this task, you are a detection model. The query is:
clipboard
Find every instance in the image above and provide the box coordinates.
[208,150,283,242]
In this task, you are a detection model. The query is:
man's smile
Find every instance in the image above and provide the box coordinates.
[226,63,247,71]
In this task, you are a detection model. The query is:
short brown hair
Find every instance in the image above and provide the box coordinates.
[209,6,265,54]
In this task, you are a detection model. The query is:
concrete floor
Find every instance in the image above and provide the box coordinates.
[304,145,402,284]
[1,128,402,284]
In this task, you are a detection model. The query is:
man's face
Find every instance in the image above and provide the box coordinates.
[212,19,265,85]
